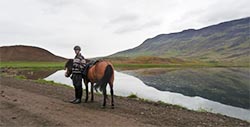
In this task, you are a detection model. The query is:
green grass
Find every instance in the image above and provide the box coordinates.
[127,93,138,98]
[34,79,72,88]
[157,100,167,105]
[197,107,209,112]
[114,62,249,69]
[0,61,65,69]
[115,64,176,68]
[14,75,27,80]
[2,60,247,70]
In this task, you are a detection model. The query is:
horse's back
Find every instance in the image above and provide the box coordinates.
[87,60,114,83]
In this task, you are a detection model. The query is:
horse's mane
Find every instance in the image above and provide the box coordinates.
[65,59,102,69]
[65,59,73,68]
[85,59,91,63]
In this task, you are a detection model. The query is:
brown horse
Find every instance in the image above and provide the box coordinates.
[64,59,115,108]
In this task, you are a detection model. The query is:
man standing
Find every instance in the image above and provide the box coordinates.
[70,45,86,104]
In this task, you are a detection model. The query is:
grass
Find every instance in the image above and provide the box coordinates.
[128,95,188,110]
[113,63,249,70]
[157,100,187,109]
[0,61,65,69]
[14,75,27,80]
[115,63,179,68]
[107,55,250,69]
[157,100,167,105]
[127,93,138,98]
[197,107,209,112]
[1,60,249,71]
[34,79,72,88]
[0,73,8,77]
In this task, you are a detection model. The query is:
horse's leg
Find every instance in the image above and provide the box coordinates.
[110,83,114,109]
[84,80,89,103]
[91,83,94,102]
[102,84,107,108]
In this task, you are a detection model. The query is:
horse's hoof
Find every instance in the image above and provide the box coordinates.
[101,105,106,109]
[111,106,115,109]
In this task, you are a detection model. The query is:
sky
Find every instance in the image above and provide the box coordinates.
[0,0,249,58]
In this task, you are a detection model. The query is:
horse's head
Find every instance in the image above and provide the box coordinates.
[65,59,73,77]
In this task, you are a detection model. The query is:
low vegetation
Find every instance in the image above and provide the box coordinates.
[0,61,65,69]
[107,56,249,70]
[14,75,27,80]
[127,93,138,98]
[34,79,72,88]
[1,56,249,71]
[197,107,214,113]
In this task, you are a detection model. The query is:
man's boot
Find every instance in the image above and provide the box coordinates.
[72,98,81,104]
[70,86,78,103]
[69,99,77,103]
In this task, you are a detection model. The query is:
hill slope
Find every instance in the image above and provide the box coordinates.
[111,17,250,63]
[0,45,66,62]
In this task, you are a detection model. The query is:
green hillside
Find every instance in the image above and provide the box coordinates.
[111,17,250,64]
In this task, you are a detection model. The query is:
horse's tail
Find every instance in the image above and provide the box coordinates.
[95,65,113,92]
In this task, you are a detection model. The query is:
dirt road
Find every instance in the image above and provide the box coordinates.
[0,76,249,127]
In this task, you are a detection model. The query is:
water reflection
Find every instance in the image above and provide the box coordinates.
[123,68,250,109]
[45,70,250,121]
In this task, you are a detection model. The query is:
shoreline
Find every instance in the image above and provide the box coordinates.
[0,73,249,126]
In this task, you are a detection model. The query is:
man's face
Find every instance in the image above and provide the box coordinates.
[74,50,80,55]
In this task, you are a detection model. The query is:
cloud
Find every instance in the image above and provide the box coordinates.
[0,0,250,58]
[198,1,250,24]
[172,0,250,31]
[38,0,73,6]
[109,14,139,24]
[114,19,162,34]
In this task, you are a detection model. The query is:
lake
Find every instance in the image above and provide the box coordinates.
[45,67,250,121]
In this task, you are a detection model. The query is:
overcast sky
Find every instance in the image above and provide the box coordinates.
[0,0,249,58]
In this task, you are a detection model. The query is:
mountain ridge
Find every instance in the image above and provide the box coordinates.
[111,17,250,63]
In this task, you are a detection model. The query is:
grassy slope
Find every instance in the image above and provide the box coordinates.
[1,55,249,71]
[111,17,250,64]
[105,56,250,69]
[0,61,65,69]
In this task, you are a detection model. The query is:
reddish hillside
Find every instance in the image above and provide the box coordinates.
[0,45,67,62]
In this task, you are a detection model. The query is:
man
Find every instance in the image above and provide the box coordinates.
[70,45,87,104]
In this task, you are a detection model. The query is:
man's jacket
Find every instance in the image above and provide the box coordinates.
[72,53,86,74]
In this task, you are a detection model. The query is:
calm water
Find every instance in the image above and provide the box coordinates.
[123,67,250,109]
[45,68,250,121]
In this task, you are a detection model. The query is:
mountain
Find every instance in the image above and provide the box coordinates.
[111,17,250,63]
[0,45,66,62]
